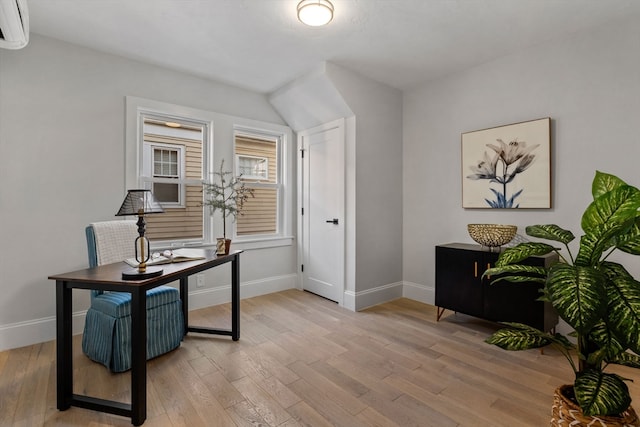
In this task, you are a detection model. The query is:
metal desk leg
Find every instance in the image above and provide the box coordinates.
[56,281,72,410]
[231,254,240,341]
[180,277,189,336]
[130,289,147,426]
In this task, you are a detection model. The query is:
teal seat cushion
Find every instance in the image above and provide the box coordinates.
[82,286,184,372]
[90,286,181,318]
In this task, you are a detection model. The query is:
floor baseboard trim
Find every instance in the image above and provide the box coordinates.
[0,273,297,352]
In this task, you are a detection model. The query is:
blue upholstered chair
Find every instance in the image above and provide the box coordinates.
[82,220,184,372]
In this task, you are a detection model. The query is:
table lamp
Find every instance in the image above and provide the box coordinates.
[115,189,164,280]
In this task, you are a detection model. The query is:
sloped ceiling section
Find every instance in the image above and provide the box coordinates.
[269,63,353,132]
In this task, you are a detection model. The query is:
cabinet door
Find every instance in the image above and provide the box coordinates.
[483,256,547,329]
[435,246,484,317]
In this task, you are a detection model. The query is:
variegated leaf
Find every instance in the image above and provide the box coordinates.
[617,219,640,255]
[483,264,547,285]
[575,370,631,416]
[547,263,606,334]
[525,224,575,244]
[609,351,640,369]
[494,242,556,267]
[603,262,640,354]
[581,185,640,234]
[485,325,551,350]
[586,320,625,365]
[575,222,630,267]
[592,170,628,199]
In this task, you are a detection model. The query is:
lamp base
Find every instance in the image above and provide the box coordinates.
[122,267,163,280]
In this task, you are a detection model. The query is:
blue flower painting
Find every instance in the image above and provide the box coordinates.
[467,138,539,208]
[461,118,551,209]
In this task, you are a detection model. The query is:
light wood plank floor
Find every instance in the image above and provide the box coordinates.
[2,289,639,426]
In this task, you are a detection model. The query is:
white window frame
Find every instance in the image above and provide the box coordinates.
[142,142,186,208]
[232,126,290,244]
[125,96,294,251]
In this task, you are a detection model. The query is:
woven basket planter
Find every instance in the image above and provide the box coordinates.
[551,385,640,427]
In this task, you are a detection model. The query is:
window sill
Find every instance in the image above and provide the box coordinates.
[151,236,294,252]
[231,236,294,251]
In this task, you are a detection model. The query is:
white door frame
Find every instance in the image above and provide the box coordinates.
[297,118,346,305]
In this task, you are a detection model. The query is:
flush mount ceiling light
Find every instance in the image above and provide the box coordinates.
[297,0,334,27]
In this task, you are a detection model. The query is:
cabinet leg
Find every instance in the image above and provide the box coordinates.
[436,307,446,321]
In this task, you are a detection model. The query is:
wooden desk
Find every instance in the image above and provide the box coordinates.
[48,249,242,426]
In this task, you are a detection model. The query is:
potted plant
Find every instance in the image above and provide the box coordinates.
[203,159,254,255]
[483,171,640,426]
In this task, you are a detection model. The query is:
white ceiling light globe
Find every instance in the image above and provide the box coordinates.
[297,0,334,27]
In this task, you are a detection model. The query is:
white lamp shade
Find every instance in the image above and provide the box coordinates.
[297,0,334,27]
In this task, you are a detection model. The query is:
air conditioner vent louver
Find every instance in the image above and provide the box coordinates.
[0,0,29,50]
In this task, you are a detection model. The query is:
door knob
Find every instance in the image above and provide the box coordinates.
[326,218,339,225]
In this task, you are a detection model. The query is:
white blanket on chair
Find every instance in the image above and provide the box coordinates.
[91,220,137,266]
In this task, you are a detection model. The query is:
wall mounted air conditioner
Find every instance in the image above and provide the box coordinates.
[0,0,29,49]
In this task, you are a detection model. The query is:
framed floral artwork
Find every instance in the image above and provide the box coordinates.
[462,117,551,209]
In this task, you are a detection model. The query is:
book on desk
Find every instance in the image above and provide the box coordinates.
[124,248,205,267]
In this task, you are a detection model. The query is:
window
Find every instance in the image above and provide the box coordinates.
[236,155,268,180]
[144,143,184,206]
[234,132,280,237]
[139,116,207,242]
[126,96,293,250]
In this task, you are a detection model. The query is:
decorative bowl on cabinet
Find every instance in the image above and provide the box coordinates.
[467,224,517,248]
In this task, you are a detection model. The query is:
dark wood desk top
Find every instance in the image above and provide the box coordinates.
[49,249,243,291]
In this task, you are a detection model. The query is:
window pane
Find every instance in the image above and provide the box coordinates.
[143,118,205,242]
[153,148,180,178]
[237,155,268,180]
[235,136,277,184]
[236,187,277,236]
[153,182,179,203]
[146,183,204,241]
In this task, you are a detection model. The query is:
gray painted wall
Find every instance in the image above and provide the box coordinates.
[0,34,296,350]
[325,64,404,304]
[403,15,640,303]
[267,63,403,309]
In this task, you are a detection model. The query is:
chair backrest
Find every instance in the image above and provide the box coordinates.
[86,220,138,297]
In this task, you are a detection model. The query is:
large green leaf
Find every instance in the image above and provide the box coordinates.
[616,219,640,255]
[576,185,640,266]
[581,185,640,233]
[547,264,606,334]
[525,224,575,244]
[609,351,640,369]
[603,262,640,354]
[574,370,631,416]
[586,321,624,366]
[575,225,629,267]
[592,171,628,200]
[494,242,556,267]
[483,264,547,285]
[485,323,552,350]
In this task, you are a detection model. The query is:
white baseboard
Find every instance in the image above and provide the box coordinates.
[342,281,404,311]
[0,312,87,353]
[188,273,297,310]
[0,273,297,352]
[402,280,434,305]
[342,280,433,312]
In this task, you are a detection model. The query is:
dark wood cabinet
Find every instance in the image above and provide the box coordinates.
[435,243,558,332]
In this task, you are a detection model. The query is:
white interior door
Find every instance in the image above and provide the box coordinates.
[298,119,345,303]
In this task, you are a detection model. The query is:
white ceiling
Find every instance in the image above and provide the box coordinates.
[26,0,640,94]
